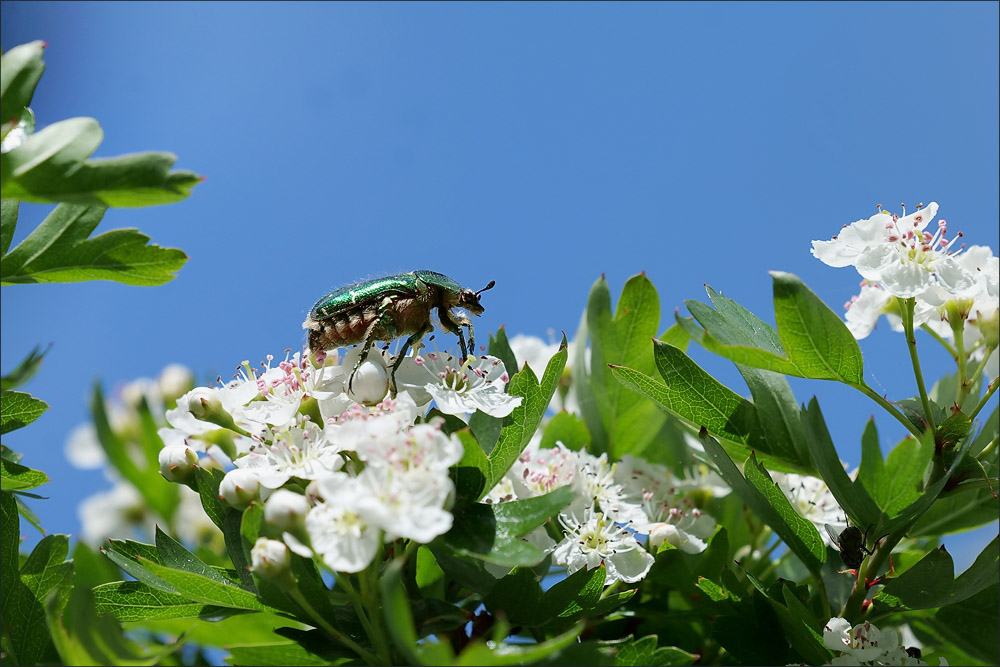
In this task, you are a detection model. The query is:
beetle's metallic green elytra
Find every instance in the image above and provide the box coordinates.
[303,270,495,387]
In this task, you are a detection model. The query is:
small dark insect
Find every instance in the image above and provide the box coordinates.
[303,270,495,390]
[825,521,873,570]
[905,647,922,660]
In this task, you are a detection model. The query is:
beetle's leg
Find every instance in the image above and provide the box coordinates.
[439,307,472,361]
[349,298,398,394]
[388,323,431,396]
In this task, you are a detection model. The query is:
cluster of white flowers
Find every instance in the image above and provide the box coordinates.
[65,364,221,546]
[485,438,726,585]
[811,202,998,379]
[158,346,522,575]
[823,618,947,666]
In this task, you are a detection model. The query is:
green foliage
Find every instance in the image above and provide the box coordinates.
[699,432,825,573]
[0,388,48,433]
[1,203,187,286]
[482,336,567,493]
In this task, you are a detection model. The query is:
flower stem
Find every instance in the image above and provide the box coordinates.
[897,297,936,433]
[920,323,958,359]
[952,317,971,407]
[978,436,998,462]
[287,585,379,664]
[840,529,903,623]
[853,383,923,440]
[338,574,385,663]
[970,378,999,422]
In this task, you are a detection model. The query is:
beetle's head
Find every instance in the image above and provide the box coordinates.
[457,280,495,316]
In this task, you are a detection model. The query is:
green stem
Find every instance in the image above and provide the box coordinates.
[338,575,381,657]
[361,546,393,665]
[815,571,831,623]
[970,379,999,422]
[977,436,998,462]
[287,585,379,665]
[952,318,970,407]
[854,382,924,440]
[920,323,958,358]
[898,297,936,433]
[840,530,904,622]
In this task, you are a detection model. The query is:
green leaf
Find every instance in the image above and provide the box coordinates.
[469,410,502,454]
[881,434,935,516]
[1,41,46,138]
[7,534,74,665]
[613,342,809,472]
[483,338,567,494]
[452,430,488,507]
[874,537,999,612]
[223,509,256,591]
[586,273,666,457]
[196,466,229,530]
[694,273,864,384]
[1,198,18,256]
[0,114,201,207]
[931,584,1000,665]
[488,325,520,379]
[0,457,49,490]
[1,344,47,391]
[92,581,208,622]
[483,567,544,625]
[699,431,824,573]
[439,486,573,567]
[133,612,307,650]
[1,203,187,286]
[155,526,237,587]
[381,558,422,665]
[801,399,882,531]
[539,564,606,622]
[137,558,274,612]
[540,410,592,451]
[454,622,585,666]
[46,583,179,666]
[0,389,49,433]
[71,541,122,590]
[227,641,346,666]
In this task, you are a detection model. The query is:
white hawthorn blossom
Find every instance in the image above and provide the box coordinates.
[823,618,947,666]
[614,455,717,553]
[395,351,522,418]
[305,474,381,573]
[811,203,979,299]
[235,418,343,488]
[553,502,654,585]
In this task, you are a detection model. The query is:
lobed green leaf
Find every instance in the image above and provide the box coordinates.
[0,457,49,490]
[1,203,187,286]
[0,389,49,433]
[1,41,46,138]
[483,337,567,494]
[699,430,824,573]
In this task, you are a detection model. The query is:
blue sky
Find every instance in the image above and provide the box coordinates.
[2,2,998,567]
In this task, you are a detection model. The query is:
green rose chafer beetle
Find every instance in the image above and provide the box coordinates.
[303,270,495,388]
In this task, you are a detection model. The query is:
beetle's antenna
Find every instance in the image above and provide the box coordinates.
[476,280,496,296]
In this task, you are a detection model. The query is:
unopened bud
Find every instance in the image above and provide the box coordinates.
[219,468,261,509]
[188,388,246,434]
[976,306,999,349]
[348,359,390,405]
[159,364,194,402]
[250,537,291,580]
[158,443,199,482]
[264,489,309,533]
